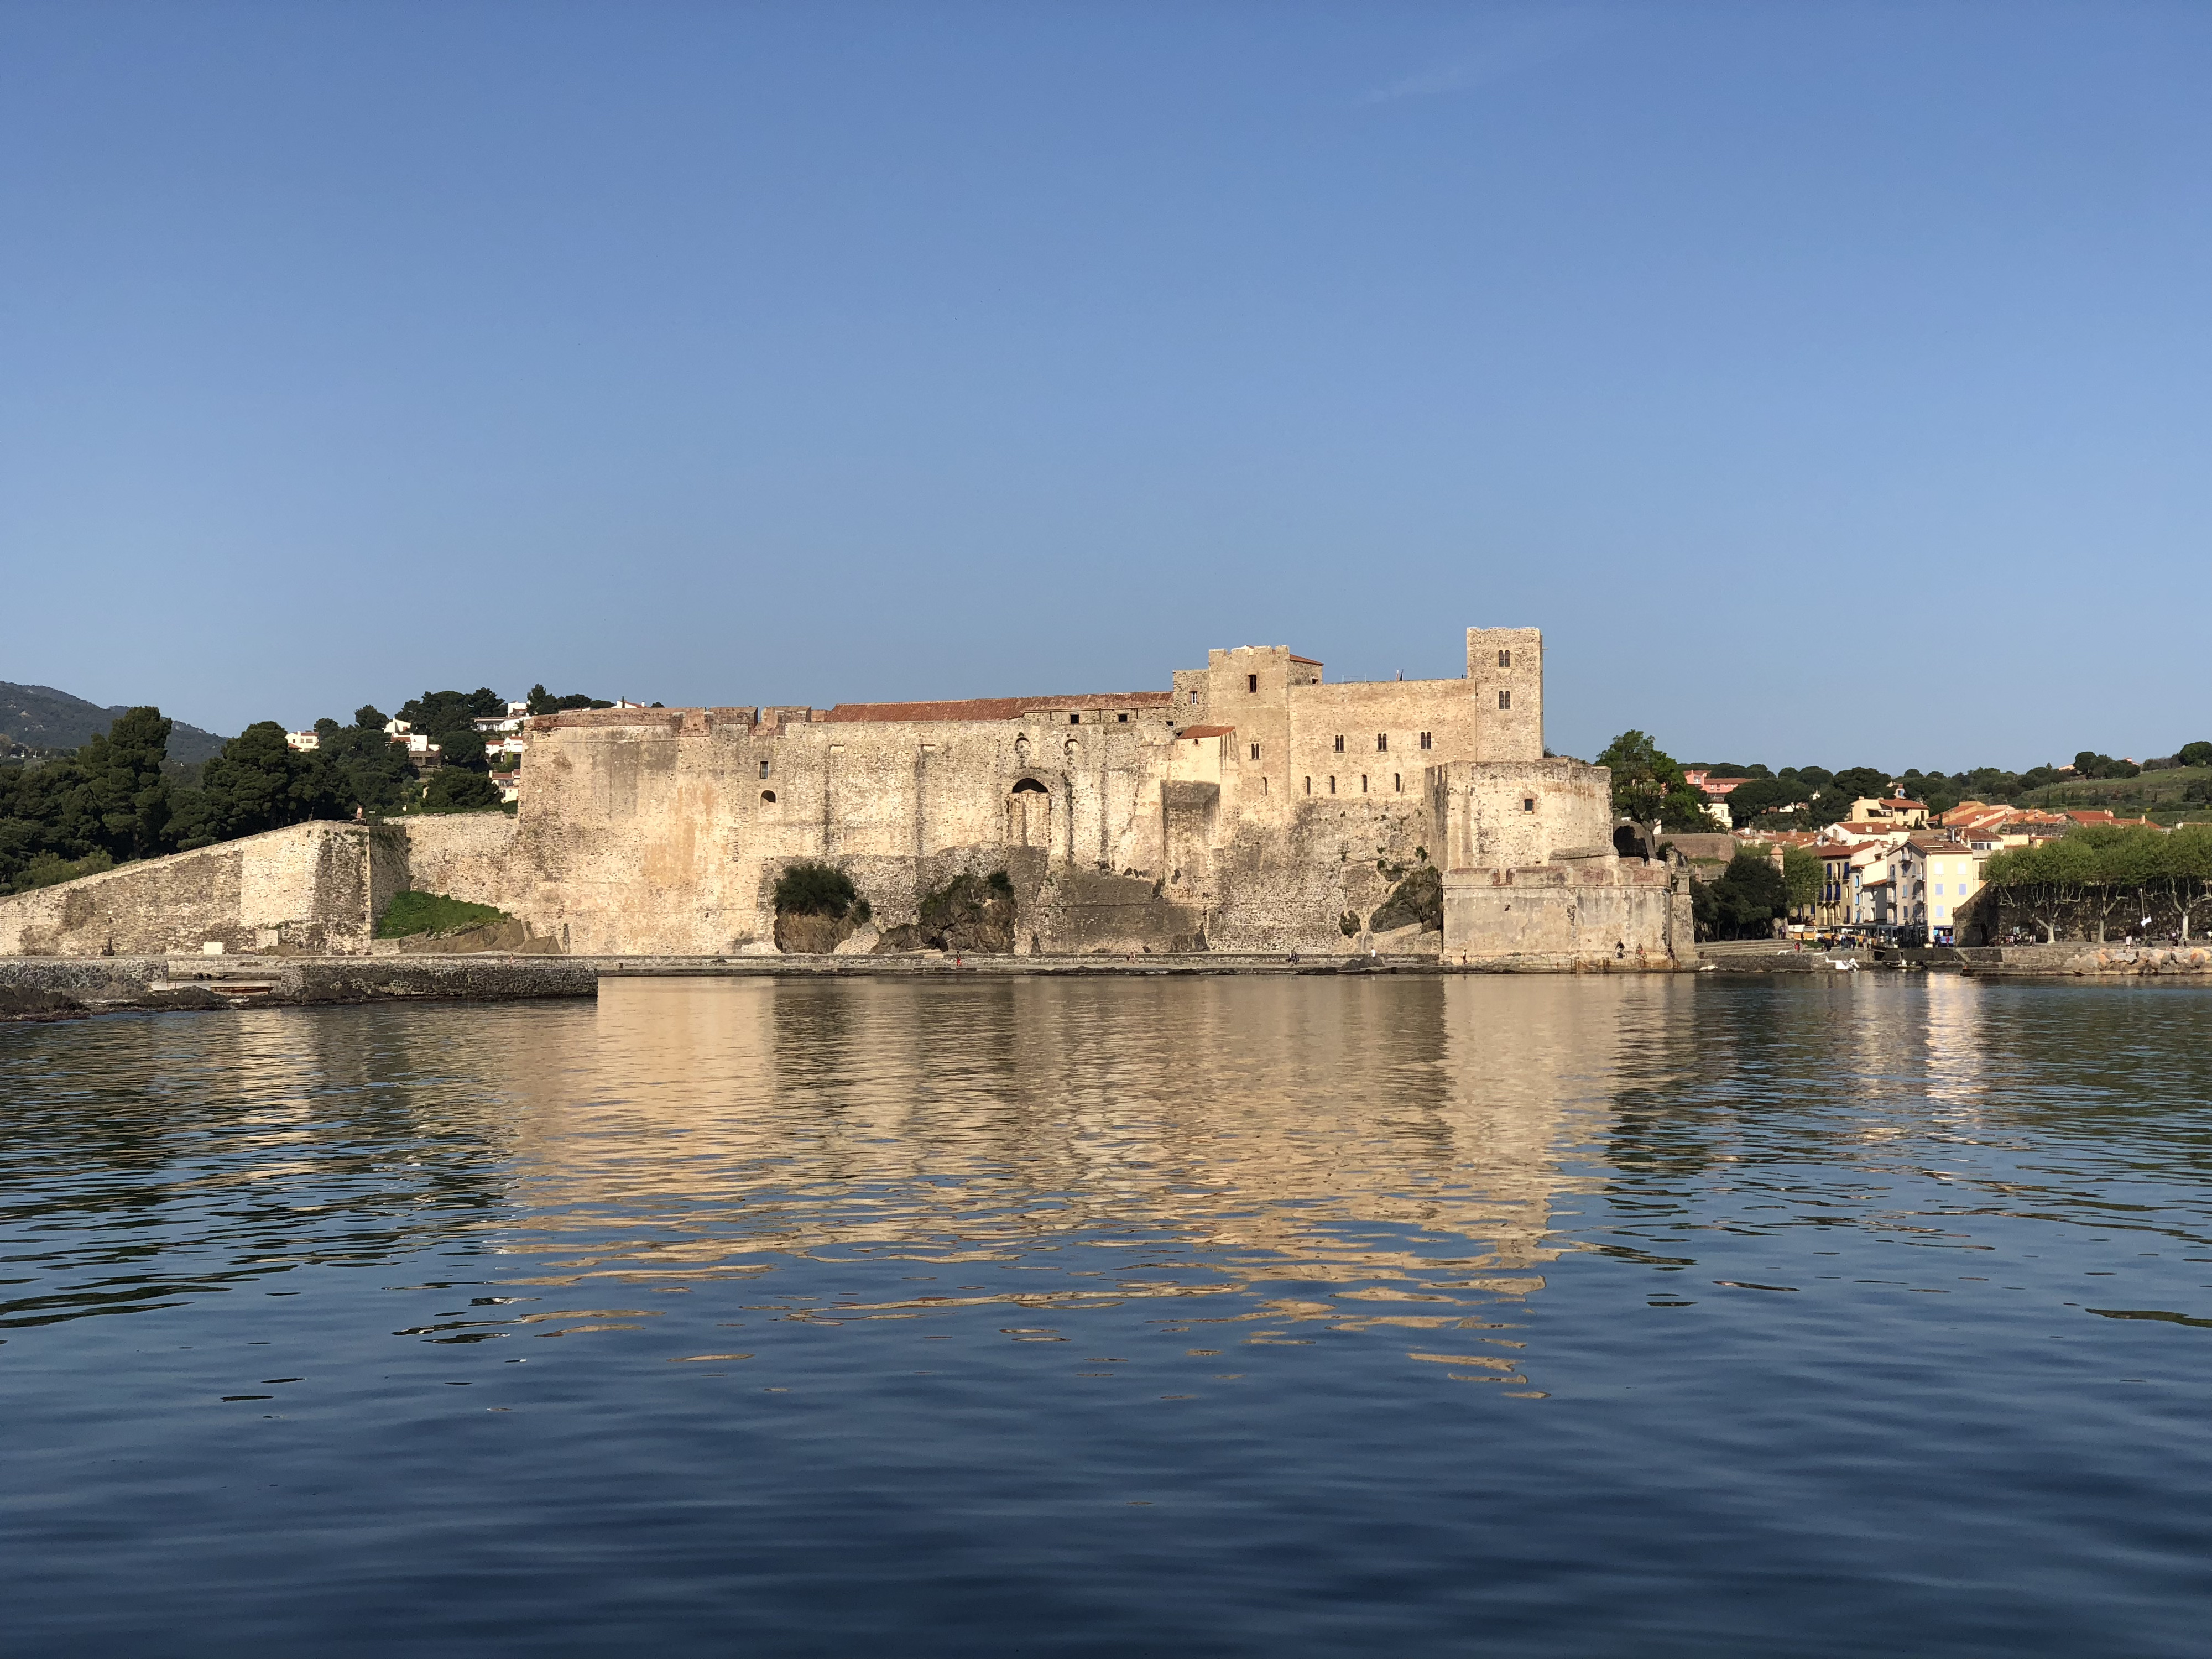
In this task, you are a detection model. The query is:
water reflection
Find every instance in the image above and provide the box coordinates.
[482,977,1666,1328]
[5,978,2208,1657]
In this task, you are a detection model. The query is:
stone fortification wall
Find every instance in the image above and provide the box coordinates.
[0,822,379,957]
[2,625,1686,966]
[399,813,525,914]
[1442,874,1685,968]
[472,702,1198,954]
[1433,759,1691,967]
[434,625,1620,959]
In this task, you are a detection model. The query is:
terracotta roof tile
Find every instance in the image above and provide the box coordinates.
[821,691,1172,724]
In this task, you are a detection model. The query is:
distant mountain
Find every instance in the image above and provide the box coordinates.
[0,682,231,764]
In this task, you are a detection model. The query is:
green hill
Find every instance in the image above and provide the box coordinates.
[0,681,229,764]
[2017,766,2212,824]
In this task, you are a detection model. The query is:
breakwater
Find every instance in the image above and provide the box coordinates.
[9,938,2206,1022]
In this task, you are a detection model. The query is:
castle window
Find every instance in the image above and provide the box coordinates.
[1117,712,1128,722]
[1249,743,1261,760]
[1498,690,1511,710]
[1498,648,1512,669]
[1522,797,1536,812]
[1333,735,1344,753]
[760,790,776,804]
[1070,714,1080,725]
[758,760,770,779]
[1419,731,1432,750]
[1329,776,1337,794]
[1376,733,1387,752]
[1248,673,1259,693]
[1394,774,1401,792]
[1361,775,1369,793]
[1188,690,1199,704]
[1305,776,1312,795]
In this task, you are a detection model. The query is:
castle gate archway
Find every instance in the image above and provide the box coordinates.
[1008,777,1052,848]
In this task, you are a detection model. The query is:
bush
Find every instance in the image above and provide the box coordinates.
[10,849,114,894]
[422,769,502,812]
[775,862,857,918]
[1693,851,1787,940]
[376,890,509,938]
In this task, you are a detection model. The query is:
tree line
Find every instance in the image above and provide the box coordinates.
[1595,729,2212,833]
[1978,823,2212,943]
[0,684,611,894]
[1695,744,2212,827]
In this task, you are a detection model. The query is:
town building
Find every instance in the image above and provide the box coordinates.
[1848,791,1928,829]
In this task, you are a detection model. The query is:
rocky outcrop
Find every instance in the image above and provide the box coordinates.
[774,910,860,954]
[921,873,1018,953]
[378,916,563,956]
[0,984,86,1021]
[1369,864,1443,933]
[2059,946,2212,975]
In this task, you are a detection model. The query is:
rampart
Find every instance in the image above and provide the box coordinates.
[0,822,386,957]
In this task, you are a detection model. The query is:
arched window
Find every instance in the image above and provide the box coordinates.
[760,790,776,804]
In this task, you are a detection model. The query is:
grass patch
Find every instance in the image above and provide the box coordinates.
[377,890,510,938]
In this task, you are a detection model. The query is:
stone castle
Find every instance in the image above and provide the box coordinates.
[0,626,1691,966]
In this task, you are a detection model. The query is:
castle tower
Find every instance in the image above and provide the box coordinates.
[1467,627,1543,761]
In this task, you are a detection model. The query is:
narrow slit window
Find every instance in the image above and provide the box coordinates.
[1247,673,1259,693]
[1249,743,1261,760]
[1329,776,1336,794]
[758,760,770,779]
[1333,734,1344,753]
[1361,775,1369,794]
[1394,774,1401,792]
[1376,733,1387,752]
[1305,776,1312,795]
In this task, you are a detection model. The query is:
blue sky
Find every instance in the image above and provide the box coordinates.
[3,2,2205,770]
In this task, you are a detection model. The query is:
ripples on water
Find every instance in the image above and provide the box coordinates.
[2,977,2206,1656]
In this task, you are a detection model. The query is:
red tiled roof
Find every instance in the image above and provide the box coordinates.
[821,691,1172,724]
[1178,725,1236,739]
[1290,654,1322,665]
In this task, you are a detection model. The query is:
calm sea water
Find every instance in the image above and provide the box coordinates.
[2,975,2206,1657]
